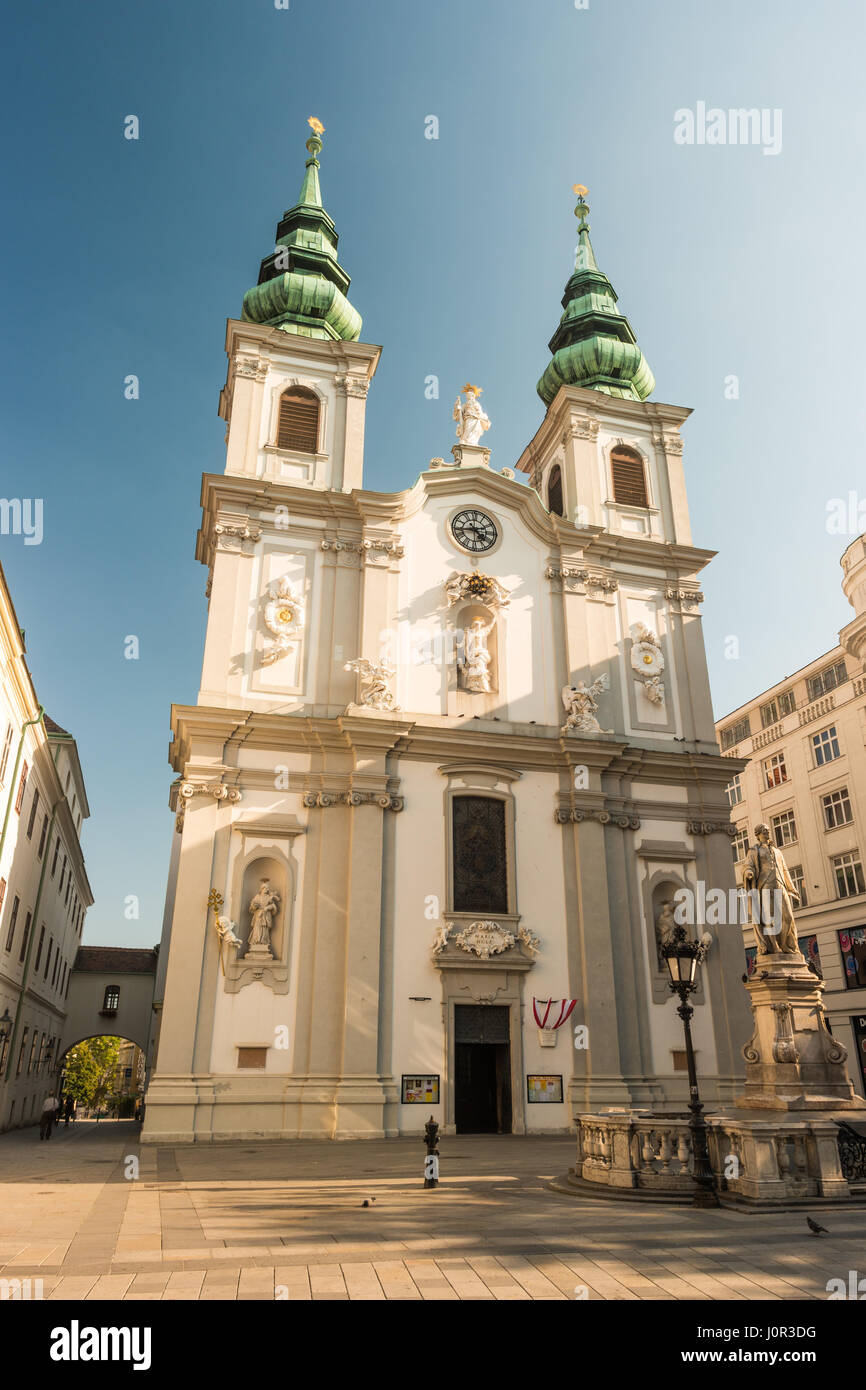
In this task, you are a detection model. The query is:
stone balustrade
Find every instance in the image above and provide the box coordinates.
[573,1110,854,1204]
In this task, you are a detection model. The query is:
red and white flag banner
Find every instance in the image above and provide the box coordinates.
[532,997,578,1030]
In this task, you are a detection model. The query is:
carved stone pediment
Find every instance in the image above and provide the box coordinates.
[432,918,539,970]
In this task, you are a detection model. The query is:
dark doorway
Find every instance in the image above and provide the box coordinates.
[454,1005,512,1134]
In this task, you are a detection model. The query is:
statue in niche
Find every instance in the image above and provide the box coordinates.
[452,383,490,446]
[654,898,677,967]
[561,674,613,734]
[742,823,799,955]
[247,878,281,955]
[458,616,495,692]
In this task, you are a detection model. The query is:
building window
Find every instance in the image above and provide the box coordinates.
[5,895,19,952]
[26,787,39,839]
[547,465,564,517]
[34,925,45,972]
[725,774,744,808]
[27,1031,38,1075]
[720,716,750,751]
[0,724,12,783]
[731,827,750,864]
[452,795,508,914]
[812,726,841,766]
[59,857,67,894]
[44,938,52,980]
[50,838,59,878]
[51,951,59,988]
[833,852,865,899]
[18,911,32,963]
[778,689,796,717]
[822,787,853,830]
[276,387,319,453]
[789,864,807,907]
[101,985,120,1014]
[37,814,48,859]
[760,699,779,728]
[771,809,798,848]
[16,1027,28,1077]
[807,659,847,702]
[610,447,648,508]
[839,926,866,989]
[762,752,788,789]
[237,1047,268,1069]
[14,762,27,814]
[65,876,71,907]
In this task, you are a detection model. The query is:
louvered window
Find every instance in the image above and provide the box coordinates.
[610,447,648,508]
[276,388,319,453]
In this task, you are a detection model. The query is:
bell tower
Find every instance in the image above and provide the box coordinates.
[518,188,693,551]
[218,117,380,494]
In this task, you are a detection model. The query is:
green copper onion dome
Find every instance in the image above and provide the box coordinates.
[536,188,654,406]
[242,118,362,341]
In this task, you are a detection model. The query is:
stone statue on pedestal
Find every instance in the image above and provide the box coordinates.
[458,617,495,692]
[248,878,280,955]
[452,384,490,446]
[742,823,799,955]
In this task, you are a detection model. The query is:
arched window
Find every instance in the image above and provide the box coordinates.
[547,464,564,517]
[610,446,648,508]
[452,796,508,914]
[276,387,320,453]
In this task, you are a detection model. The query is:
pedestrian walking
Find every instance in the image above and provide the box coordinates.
[63,1096,75,1126]
[39,1094,59,1141]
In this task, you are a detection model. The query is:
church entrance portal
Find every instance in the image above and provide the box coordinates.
[454,1005,512,1134]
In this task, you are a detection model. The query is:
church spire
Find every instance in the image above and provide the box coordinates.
[241,117,362,341]
[536,186,654,406]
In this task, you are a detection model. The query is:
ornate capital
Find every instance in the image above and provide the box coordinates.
[303,790,403,812]
[665,587,704,608]
[555,805,640,829]
[687,820,737,837]
[232,356,269,383]
[214,522,262,554]
[562,418,599,442]
[334,373,370,399]
[545,565,617,595]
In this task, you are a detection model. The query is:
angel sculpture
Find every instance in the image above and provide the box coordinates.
[215,916,242,948]
[561,673,613,734]
[345,657,400,711]
[457,617,495,692]
[432,922,452,954]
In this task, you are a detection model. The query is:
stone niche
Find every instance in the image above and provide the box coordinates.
[222,819,302,994]
[639,856,704,1006]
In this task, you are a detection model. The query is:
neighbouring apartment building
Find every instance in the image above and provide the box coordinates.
[716,530,866,1095]
[0,560,93,1130]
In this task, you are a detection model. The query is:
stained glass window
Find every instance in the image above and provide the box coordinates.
[452,796,508,914]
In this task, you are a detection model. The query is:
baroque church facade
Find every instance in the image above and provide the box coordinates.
[143,124,751,1143]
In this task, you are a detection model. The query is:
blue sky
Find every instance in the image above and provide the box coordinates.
[2,0,864,946]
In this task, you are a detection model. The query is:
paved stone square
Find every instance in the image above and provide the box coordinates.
[0,1119,864,1300]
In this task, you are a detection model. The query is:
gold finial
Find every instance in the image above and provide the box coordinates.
[572,183,588,198]
[207,889,224,914]
[307,116,325,135]
[462,382,482,395]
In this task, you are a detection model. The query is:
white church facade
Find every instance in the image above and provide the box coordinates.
[143,125,751,1143]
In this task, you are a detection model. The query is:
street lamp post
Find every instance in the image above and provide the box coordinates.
[661,925,719,1209]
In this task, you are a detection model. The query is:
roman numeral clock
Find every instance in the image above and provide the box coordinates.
[450,509,498,553]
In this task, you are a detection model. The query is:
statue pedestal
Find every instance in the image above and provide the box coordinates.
[451,443,490,468]
[738,951,866,1112]
[244,943,274,963]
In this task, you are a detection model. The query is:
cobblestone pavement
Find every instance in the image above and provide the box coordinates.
[0,1119,864,1300]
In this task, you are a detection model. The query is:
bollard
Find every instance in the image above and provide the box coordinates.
[423,1115,439,1189]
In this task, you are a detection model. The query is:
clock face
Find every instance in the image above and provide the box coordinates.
[451,509,498,553]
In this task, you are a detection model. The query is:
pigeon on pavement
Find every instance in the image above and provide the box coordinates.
[806,1217,829,1235]
[361,1197,376,1208]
